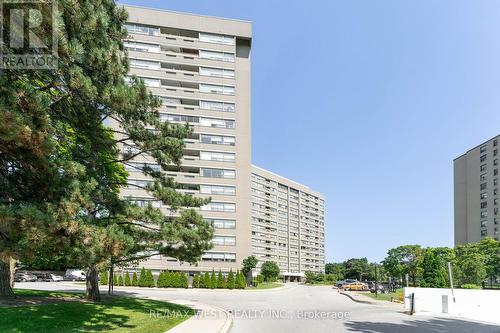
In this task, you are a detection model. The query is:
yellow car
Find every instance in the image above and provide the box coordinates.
[343,282,369,291]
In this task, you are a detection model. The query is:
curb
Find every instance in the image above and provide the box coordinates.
[209,303,233,333]
[339,291,375,305]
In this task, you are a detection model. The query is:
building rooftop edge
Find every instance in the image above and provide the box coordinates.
[122,4,252,26]
[251,164,324,198]
[453,133,500,160]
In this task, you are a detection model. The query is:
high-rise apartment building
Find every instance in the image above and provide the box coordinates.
[111,5,325,280]
[454,135,500,245]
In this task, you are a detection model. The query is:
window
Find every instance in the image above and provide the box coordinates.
[157,96,181,105]
[124,162,161,172]
[481,211,488,218]
[200,67,235,78]
[494,198,498,206]
[494,139,498,147]
[201,168,235,179]
[495,188,499,195]
[495,169,499,176]
[123,41,160,53]
[495,208,499,216]
[199,117,235,129]
[480,146,487,153]
[200,84,235,95]
[481,183,487,190]
[212,235,236,246]
[201,202,236,212]
[480,154,487,162]
[200,151,235,162]
[200,134,235,146]
[481,202,488,209]
[480,173,487,181]
[495,179,499,186]
[200,100,235,112]
[199,32,235,45]
[495,159,498,166]
[481,230,488,237]
[161,113,198,123]
[124,23,160,36]
[129,58,160,70]
[201,252,236,262]
[481,192,488,199]
[199,50,235,62]
[495,149,498,156]
[200,184,236,195]
[204,218,236,229]
[495,218,499,225]
[481,220,487,228]
[130,76,161,87]
[480,164,487,172]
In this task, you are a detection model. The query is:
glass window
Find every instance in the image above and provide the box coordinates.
[199,32,235,45]
[199,67,235,78]
[201,202,236,212]
[212,235,236,246]
[129,58,160,70]
[480,146,487,153]
[200,84,235,95]
[201,168,236,179]
[480,154,487,162]
[480,164,487,172]
[205,219,236,229]
[123,41,160,53]
[199,50,235,62]
[200,100,235,112]
[124,23,160,36]
[200,134,235,146]
[200,151,235,162]
[200,184,236,195]
[199,117,234,129]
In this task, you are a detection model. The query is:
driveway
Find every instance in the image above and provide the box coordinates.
[15,282,500,333]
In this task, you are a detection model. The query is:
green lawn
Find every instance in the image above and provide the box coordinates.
[250,282,283,290]
[0,289,193,333]
[362,288,404,302]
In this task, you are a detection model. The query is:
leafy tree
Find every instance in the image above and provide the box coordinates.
[227,270,235,290]
[125,272,131,286]
[305,271,316,284]
[242,255,258,284]
[325,263,345,280]
[456,244,487,286]
[261,261,280,282]
[477,238,500,287]
[132,272,138,286]
[382,245,423,285]
[217,271,226,289]
[344,258,371,281]
[420,248,448,288]
[210,270,217,289]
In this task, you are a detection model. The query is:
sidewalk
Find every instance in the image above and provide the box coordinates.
[340,290,403,309]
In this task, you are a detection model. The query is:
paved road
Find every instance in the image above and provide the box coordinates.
[15,282,500,333]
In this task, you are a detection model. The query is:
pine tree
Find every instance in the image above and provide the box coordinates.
[236,271,246,289]
[117,275,123,286]
[138,267,147,287]
[192,275,199,288]
[157,272,165,288]
[125,272,131,286]
[227,270,235,290]
[203,272,210,288]
[132,272,138,286]
[113,274,118,286]
[146,270,155,288]
[210,270,217,289]
[99,271,109,286]
[217,271,226,289]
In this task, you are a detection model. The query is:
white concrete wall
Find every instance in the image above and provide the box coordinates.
[404,287,500,324]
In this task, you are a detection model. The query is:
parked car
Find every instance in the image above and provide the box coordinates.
[39,273,64,282]
[343,282,369,291]
[14,272,37,282]
[336,279,358,288]
[64,269,86,281]
[369,283,387,293]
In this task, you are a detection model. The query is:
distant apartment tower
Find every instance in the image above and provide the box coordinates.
[113,5,325,279]
[251,166,325,280]
[454,135,500,245]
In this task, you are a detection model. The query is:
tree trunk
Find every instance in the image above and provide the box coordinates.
[86,265,100,301]
[0,254,14,298]
[108,264,114,295]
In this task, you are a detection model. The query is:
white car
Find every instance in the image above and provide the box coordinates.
[64,269,86,281]
[50,274,64,282]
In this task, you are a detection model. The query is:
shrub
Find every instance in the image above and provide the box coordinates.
[138,267,154,287]
[157,271,166,288]
[203,272,210,289]
[210,270,217,289]
[461,284,481,289]
[99,271,108,285]
[117,275,123,286]
[217,271,226,289]
[132,272,138,286]
[180,273,188,288]
[138,267,147,287]
[256,274,264,284]
[261,261,280,282]
[236,271,246,289]
[227,270,235,290]
[125,272,131,286]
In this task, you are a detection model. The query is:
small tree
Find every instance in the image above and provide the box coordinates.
[236,271,246,289]
[420,249,447,288]
[99,271,109,285]
[203,272,210,289]
[125,272,131,286]
[305,271,315,284]
[138,267,147,287]
[210,270,217,289]
[261,261,280,282]
[156,271,165,288]
[113,274,118,286]
[227,270,235,290]
[117,275,124,286]
[217,271,226,289]
[242,256,258,285]
[132,272,138,286]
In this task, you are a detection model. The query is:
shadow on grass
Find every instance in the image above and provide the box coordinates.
[344,317,500,333]
[0,289,193,333]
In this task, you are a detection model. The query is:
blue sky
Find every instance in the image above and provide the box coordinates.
[119,0,500,262]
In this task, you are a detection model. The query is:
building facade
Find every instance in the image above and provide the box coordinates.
[454,135,500,245]
[251,166,325,280]
[112,5,325,278]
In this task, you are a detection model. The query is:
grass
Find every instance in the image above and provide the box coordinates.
[362,288,404,302]
[250,282,283,290]
[0,289,193,333]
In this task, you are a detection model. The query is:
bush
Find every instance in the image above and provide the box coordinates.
[210,270,217,289]
[192,274,199,288]
[138,267,154,287]
[217,271,226,289]
[226,270,235,289]
[203,272,210,289]
[125,272,131,286]
[117,275,123,286]
[99,271,108,285]
[157,271,167,288]
[256,274,264,284]
[236,271,246,289]
[132,272,138,286]
[261,261,280,282]
[461,284,481,289]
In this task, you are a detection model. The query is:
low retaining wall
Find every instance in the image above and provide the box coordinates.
[404,287,500,324]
